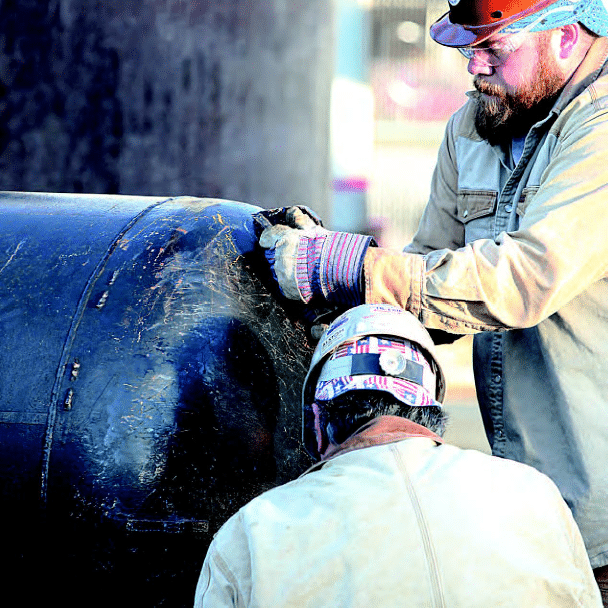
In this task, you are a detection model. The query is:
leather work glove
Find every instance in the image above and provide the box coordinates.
[257,206,375,306]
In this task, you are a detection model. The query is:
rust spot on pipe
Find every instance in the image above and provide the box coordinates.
[70,359,81,381]
[96,290,110,309]
[63,388,74,411]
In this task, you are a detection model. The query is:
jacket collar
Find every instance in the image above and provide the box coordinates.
[302,415,443,476]
[552,36,608,116]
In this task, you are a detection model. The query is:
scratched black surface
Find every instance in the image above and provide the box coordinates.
[0,193,314,607]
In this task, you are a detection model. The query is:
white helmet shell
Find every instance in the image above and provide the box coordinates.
[301,304,447,459]
[303,304,446,407]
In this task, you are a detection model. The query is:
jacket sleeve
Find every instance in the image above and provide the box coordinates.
[194,517,251,608]
[194,542,239,608]
[364,92,608,333]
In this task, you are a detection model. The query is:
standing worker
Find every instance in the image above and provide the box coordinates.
[194,304,602,607]
[257,0,608,600]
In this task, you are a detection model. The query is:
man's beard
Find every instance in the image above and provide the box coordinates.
[473,44,567,146]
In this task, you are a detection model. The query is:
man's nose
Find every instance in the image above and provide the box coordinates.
[467,55,494,76]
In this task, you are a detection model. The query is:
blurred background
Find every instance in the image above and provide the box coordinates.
[0,0,488,452]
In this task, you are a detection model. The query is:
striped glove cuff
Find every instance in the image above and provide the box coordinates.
[296,231,374,305]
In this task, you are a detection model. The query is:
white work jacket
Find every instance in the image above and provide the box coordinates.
[194,417,601,607]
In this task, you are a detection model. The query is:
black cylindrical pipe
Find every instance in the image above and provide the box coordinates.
[0,192,314,606]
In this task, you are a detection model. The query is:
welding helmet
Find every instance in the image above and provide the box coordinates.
[302,304,446,460]
[430,0,608,48]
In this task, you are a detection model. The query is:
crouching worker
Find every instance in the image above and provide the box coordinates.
[194,304,601,607]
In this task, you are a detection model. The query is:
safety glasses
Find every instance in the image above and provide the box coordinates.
[458,34,528,66]
[457,3,578,67]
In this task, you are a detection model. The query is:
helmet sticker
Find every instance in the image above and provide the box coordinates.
[379,350,411,377]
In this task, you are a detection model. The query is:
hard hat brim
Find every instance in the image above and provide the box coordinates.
[429,0,565,48]
[430,11,511,47]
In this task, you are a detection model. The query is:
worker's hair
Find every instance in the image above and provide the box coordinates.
[316,389,448,447]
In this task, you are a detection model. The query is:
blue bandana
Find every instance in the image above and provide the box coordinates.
[502,0,608,37]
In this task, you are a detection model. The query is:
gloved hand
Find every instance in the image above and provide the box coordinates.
[258,206,375,306]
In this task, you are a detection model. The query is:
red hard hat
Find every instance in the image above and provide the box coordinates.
[430,0,560,47]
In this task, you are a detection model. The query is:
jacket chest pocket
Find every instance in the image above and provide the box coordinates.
[456,190,497,243]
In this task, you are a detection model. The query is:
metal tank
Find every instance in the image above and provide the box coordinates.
[0,192,314,607]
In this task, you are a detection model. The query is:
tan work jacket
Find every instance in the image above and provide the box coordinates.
[364,38,608,567]
[194,417,601,607]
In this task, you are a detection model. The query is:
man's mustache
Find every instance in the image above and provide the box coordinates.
[474,76,508,99]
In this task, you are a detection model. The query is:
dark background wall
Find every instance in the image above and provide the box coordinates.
[0,0,334,212]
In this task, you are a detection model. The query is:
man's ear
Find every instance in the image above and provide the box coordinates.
[555,24,580,59]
